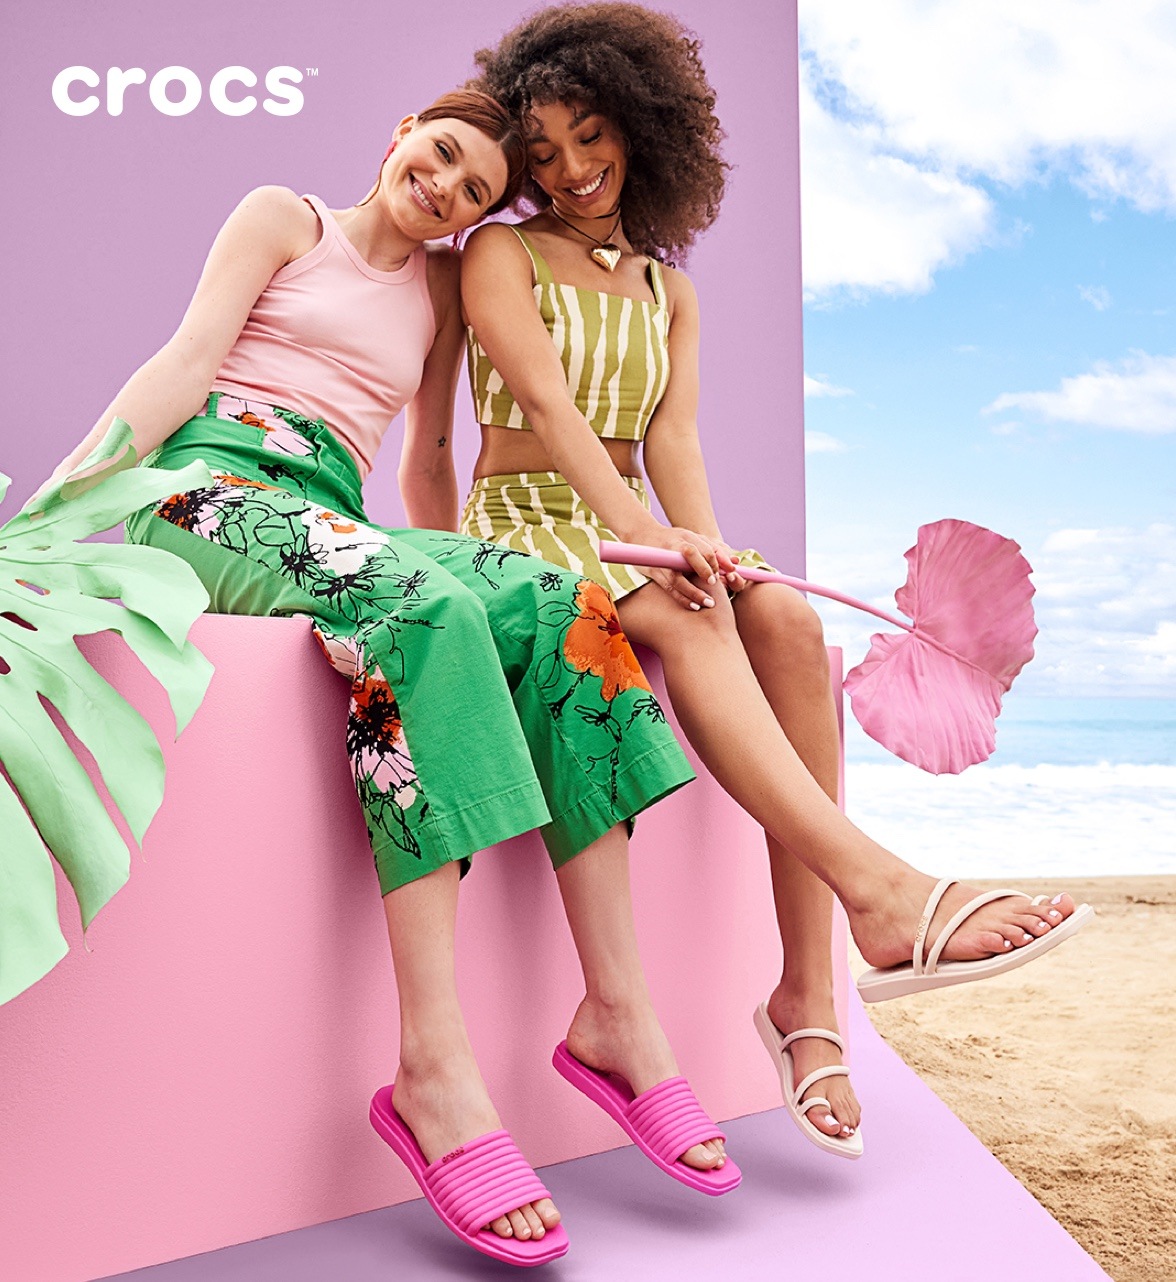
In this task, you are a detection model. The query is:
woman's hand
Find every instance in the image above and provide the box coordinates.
[634,525,741,611]
[711,539,751,593]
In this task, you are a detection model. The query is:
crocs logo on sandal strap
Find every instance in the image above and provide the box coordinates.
[440,1147,466,1164]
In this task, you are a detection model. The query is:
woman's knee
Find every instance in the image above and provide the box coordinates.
[622,582,740,657]
[740,585,829,670]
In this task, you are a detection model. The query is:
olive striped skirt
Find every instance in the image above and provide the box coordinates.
[461,471,771,600]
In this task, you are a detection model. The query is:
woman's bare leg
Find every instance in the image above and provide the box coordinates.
[733,583,859,1137]
[556,823,726,1170]
[383,863,560,1241]
[617,586,1077,979]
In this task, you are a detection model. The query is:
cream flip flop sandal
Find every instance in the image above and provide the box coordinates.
[753,1003,863,1159]
[856,878,1095,1003]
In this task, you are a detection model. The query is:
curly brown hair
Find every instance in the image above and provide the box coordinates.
[471,2,727,262]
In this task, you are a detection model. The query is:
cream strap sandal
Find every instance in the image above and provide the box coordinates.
[856,878,1095,1003]
[752,1004,863,1159]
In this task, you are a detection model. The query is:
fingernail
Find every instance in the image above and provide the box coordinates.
[708,573,717,584]
[1048,909,1061,919]
[702,596,715,608]
[727,572,738,582]
[1050,894,1064,905]
[689,602,701,611]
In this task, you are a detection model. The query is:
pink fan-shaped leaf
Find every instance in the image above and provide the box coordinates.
[843,520,1037,774]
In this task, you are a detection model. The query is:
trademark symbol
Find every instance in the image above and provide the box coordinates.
[305,67,319,77]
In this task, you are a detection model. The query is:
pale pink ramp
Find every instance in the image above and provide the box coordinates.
[599,519,1036,775]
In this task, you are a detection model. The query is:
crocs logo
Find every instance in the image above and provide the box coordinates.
[440,1147,465,1164]
[51,66,307,117]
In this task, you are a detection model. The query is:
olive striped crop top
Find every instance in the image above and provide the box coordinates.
[466,227,670,441]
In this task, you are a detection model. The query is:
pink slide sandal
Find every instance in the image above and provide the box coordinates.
[369,1085,569,1268]
[551,1042,742,1196]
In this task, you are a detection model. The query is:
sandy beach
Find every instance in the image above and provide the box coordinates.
[854,876,1176,1282]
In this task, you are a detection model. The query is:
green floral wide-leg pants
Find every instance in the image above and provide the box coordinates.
[125,395,693,893]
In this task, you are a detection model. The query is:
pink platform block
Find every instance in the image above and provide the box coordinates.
[0,615,848,1282]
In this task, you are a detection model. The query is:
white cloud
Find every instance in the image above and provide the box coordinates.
[799,0,1176,297]
[1078,285,1112,311]
[807,521,1176,698]
[804,430,849,454]
[985,352,1176,433]
[799,72,993,298]
[1028,524,1176,695]
[804,373,854,398]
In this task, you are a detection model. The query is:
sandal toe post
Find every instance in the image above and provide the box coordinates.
[753,1004,862,1159]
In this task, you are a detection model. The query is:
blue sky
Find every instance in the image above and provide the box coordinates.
[795,1,1176,698]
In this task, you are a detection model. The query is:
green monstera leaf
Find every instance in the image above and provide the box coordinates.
[0,420,214,1005]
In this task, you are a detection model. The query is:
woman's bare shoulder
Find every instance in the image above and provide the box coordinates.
[658,260,698,319]
[222,185,321,260]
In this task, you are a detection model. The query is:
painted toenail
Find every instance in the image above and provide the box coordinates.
[1051,894,1064,905]
[825,1114,837,1126]
[1004,939,1013,948]
[1022,933,1033,942]
[1049,909,1061,919]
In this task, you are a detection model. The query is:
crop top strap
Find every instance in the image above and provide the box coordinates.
[508,226,555,287]
[647,257,667,309]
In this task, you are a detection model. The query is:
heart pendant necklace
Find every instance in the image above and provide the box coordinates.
[548,206,624,272]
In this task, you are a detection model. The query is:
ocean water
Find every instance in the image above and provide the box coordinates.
[842,697,1176,879]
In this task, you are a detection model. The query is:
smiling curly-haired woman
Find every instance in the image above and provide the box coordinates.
[461,0,1089,1171]
[472,1,726,263]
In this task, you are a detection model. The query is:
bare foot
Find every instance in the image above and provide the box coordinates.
[565,995,727,1172]
[393,1052,561,1241]
[850,871,1079,973]
[766,985,859,1140]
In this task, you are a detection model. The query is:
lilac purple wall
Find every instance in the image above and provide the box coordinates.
[0,0,804,571]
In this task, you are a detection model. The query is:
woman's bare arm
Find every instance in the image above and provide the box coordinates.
[43,186,314,486]
[399,247,462,531]
[642,269,724,539]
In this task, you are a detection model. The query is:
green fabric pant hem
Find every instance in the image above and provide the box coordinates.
[372,780,552,895]
[542,740,696,869]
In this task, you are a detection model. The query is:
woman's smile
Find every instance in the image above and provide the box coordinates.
[566,166,609,203]
[408,173,442,218]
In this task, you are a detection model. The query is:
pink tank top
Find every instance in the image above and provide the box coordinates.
[212,194,435,478]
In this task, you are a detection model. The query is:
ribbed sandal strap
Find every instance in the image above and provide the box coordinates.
[626,1077,725,1162]
[924,888,1029,974]
[792,1064,850,1111]
[424,1131,551,1236]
